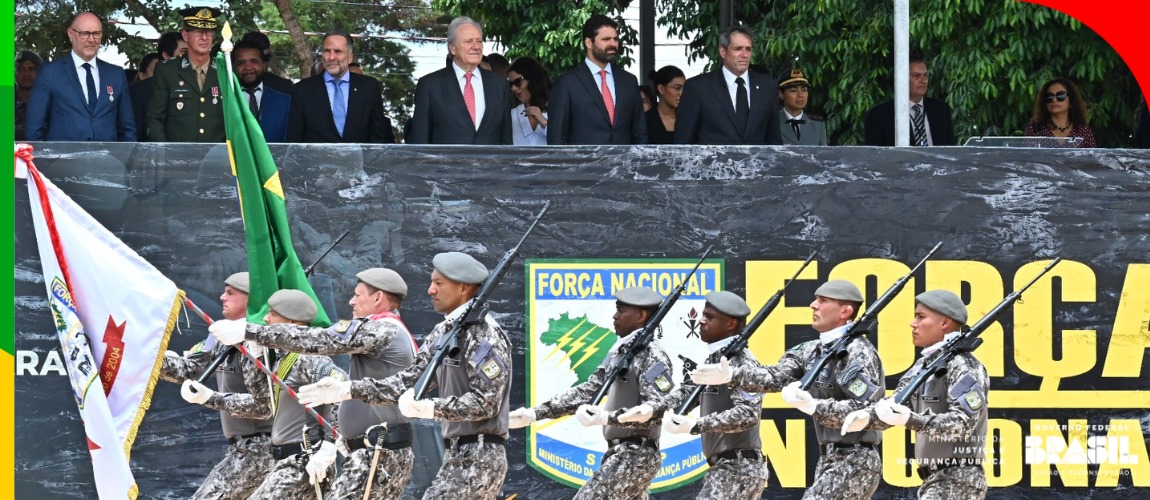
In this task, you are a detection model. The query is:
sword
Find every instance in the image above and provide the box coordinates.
[362,423,389,500]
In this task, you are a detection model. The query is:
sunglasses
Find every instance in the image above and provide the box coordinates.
[508,77,525,88]
[1045,91,1069,103]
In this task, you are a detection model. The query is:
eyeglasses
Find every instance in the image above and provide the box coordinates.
[508,77,525,88]
[184,29,214,39]
[69,27,103,40]
[1045,91,1069,103]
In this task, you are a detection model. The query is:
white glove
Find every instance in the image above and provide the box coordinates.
[243,340,264,358]
[617,403,655,423]
[691,357,732,385]
[398,388,436,419]
[180,379,213,405]
[781,381,820,415]
[298,377,352,407]
[664,413,696,434]
[841,409,871,435]
[209,319,248,346]
[575,404,608,427]
[509,407,537,429]
[305,440,337,485]
[164,350,181,362]
[875,398,912,426]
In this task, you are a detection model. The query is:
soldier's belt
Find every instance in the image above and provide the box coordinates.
[227,431,271,445]
[707,448,763,466]
[347,423,412,451]
[821,442,877,455]
[270,442,306,460]
[444,433,506,450]
[916,458,983,479]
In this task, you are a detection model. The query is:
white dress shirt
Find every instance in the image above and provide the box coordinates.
[510,103,547,145]
[721,66,751,112]
[453,62,485,129]
[71,51,100,107]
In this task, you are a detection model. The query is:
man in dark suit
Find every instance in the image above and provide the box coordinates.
[232,40,290,142]
[408,17,510,144]
[674,25,781,145]
[146,7,227,142]
[287,31,393,144]
[25,12,136,141]
[864,57,955,146]
[548,14,646,145]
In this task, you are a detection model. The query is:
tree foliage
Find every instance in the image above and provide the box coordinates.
[658,0,1142,146]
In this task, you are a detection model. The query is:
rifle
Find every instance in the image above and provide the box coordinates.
[195,229,352,384]
[412,202,551,399]
[894,258,1062,404]
[676,250,817,414]
[798,242,943,390]
[588,245,714,406]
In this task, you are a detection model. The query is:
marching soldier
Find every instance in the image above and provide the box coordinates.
[840,290,989,499]
[507,286,676,500]
[145,6,225,141]
[160,272,273,500]
[297,252,513,499]
[650,291,767,499]
[692,280,885,499]
[188,289,346,499]
[210,268,418,499]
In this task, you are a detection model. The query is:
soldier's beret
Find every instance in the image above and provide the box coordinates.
[915,290,968,324]
[432,252,489,285]
[705,290,751,319]
[179,7,222,30]
[267,289,317,323]
[356,267,408,299]
[614,286,663,308]
[224,272,249,294]
[815,279,863,302]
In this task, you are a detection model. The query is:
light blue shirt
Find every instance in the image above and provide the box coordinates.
[323,71,351,114]
[585,58,615,105]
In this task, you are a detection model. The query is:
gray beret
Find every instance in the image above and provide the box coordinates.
[705,291,751,318]
[915,290,968,324]
[432,252,489,285]
[356,267,408,298]
[267,289,318,323]
[815,279,863,302]
[224,272,250,294]
[614,286,663,308]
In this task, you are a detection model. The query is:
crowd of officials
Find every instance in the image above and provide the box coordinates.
[18,9,1150,148]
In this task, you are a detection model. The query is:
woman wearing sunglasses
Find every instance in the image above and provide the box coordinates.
[1025,77,1096,147]
[506,57,552,145]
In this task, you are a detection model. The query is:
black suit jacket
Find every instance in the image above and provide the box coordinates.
[287,72,394,143]
[864,97,955,146]
[674,69,782,145]
[129,78,153,142]
[547,62,647,145]
[408,66,511,144]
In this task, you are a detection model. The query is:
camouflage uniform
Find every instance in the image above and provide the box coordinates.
[660,348,767,500]
[864,350,989,500]
[161,339,274,500]
[206,350,344,499]
[246,314,417,499]
[532,336,675,500]
[729,325,884,500]
[351,306,512,500]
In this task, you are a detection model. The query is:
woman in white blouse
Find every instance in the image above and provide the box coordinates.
[507,57,552,145]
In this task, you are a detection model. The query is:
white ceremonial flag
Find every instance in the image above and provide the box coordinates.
[16,145,184,499]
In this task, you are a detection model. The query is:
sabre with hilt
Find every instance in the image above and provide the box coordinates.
[361,423,389,500]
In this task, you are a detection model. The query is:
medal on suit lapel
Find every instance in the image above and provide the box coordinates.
[107,85,115,102]
[212,86,219,105]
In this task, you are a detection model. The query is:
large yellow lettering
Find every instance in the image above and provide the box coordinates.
[1014,260,1096,390]
[1102,264,1150,377]
[831,259,914,372]
[1096,419,1150,487]
[880,427,918,487]
[986,418,1022,486]
[760,419,807,487]
[925,261,1005,376]
[745,260,819,362]
[1028,419,1089,487]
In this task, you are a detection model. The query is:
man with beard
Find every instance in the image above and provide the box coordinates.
[232,39,290,142]
[548,14,647,145]
[407,17,511,144]
[146,6,225,142]
[287,31,394,143]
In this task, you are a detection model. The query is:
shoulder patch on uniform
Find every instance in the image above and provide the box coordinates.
[787,340,812,353]
[949,372,985,415]
[643,361,674,394]
[185,340,207,356]
[470,339,507,382]
[331,320,352,333]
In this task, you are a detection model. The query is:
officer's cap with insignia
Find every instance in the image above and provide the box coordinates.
[179,6,222,30]
[705,290,751,319]
[432,252,489,285]
[356,268,408,299]
[615,286,663,310]
[778,68,811,90]
[267,289,318,323]
[224,272,249,294]
[814,279,863,302]
[915,290,968,325]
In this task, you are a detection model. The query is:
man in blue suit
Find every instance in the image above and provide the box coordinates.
[25,12,136,141]
[232,40,290,142]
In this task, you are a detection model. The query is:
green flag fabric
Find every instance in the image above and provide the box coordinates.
[216,52,331,327]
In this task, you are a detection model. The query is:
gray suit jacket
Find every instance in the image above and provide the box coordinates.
[779,110,828,146]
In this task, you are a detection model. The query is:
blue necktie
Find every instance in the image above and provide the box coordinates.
[83,62,97,114]
[331,80,347,137]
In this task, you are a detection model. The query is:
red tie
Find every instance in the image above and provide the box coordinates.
[464,72,477,126]
[599,69,615,125]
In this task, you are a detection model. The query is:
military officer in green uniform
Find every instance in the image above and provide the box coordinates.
[145,6,225,141]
